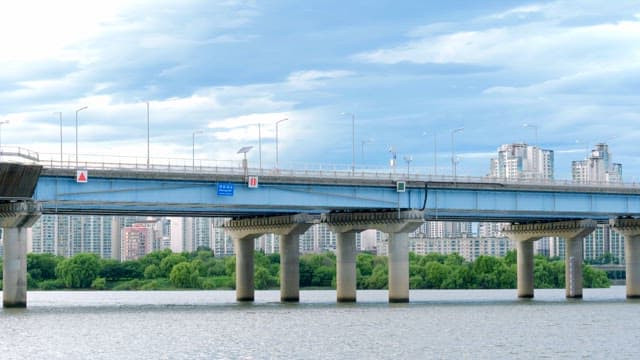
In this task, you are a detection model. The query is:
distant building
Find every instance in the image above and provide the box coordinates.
[490,143,554,180]
[121,223,154,261]
[572,143,622,183]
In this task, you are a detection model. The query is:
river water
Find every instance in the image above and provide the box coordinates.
[1,287,638,359]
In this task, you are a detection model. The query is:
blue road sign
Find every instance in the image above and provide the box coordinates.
[217,182,235,196]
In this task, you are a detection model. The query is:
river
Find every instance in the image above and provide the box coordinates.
[0,287,638,359]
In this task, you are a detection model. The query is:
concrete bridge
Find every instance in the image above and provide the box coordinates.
[4,159,640,306]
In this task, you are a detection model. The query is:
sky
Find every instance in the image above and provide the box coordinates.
[1,0,640,180]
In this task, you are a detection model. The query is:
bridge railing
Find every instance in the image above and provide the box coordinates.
[0,146,40,162]
[25,150,640,190]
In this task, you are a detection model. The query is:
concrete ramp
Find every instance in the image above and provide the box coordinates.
[0,163,42,199]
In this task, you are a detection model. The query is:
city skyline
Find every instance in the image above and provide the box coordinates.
[0,1,639,179]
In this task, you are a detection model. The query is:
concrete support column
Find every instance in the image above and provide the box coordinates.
[565,237,584,299]
[234,236,255,302]
[516,240,534,298]
[388,232,409,303]
[3,227,28,308]
[336,231,357,302]
[624,235,640,298]
[280,233,300,302]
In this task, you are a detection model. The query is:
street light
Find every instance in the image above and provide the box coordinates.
[361,138,373,161]
[146,101,150,168]
[53,112,62,166]
[404,155,413,176]
[192,130,204,170]
[75,106,88,167]
[258,123,262,170]
[523,123,538,147]
[0,120,9,159]
[424,131,437,176]
[451,127,464,178]
[342,112,355,174]
[275,118,288,169]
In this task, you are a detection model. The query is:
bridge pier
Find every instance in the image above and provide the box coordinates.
[233,235,256,302]
[387,231,410,303]
[280,233,301,302]
[565,236,584,298]
[225,214,315,303]
[326,210,424,303]
[516,240,537,298]
[503,220,596,299]
[610,219,640,298]
[335,231,357,302]
[0,202,42,308]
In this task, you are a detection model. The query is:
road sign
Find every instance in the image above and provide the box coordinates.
[396,181,406,193]
[217,182,234,196]
[248,176,258,188]
[76,170,88,183]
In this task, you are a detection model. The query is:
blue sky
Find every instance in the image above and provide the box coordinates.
[1,0,640,179]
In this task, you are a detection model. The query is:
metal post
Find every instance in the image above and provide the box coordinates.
[192,130,203,170]
[451,127,463,178]
[146,101,150,168]
[0,120,9,159]
[58,112,62,166]
[351,113,355,175]
[275,118,288,169]
[258,123,262,170]
[434,133,437,176]
[75,106,87,168]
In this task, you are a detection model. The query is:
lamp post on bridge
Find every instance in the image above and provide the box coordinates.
[53,112,62,166]
[451,127,464,178]
[275,118,288,169]
[424,131,437,176]
[342,112,356,175]
[523,123,538,147]
[146,101,150,168]
[192,130,204,170]
[75,106,88,168]
[404,155,413,176]
[0,119,9,160]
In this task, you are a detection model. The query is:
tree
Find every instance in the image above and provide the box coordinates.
[583,265,611,288]
[100,259,141,281]
[55,253,101,288]
[367,264,388,289]
[169,262,200,288]
[311,265,335,287]
[27,253,61,282]
[159,253,188,277]
[144,264,162,279]
[254,267,277,289]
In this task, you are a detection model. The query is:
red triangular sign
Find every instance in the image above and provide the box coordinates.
[76,170,88,183]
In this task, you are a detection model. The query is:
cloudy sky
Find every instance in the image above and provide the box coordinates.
[1,0,639,179]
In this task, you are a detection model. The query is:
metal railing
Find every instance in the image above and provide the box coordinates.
[5,148,640,190]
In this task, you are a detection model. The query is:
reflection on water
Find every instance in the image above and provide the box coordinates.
[1,287,638,359]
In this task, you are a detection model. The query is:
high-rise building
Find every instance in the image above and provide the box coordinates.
[490,143,554,180]
[572,143,622,183]
[121,223,154,261]
[486,142,554,256]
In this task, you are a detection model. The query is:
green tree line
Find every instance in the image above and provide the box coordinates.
[0,249,610,290]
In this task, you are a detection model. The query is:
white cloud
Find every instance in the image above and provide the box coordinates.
[286,70,355,90]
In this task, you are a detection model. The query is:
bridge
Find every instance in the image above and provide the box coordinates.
[3,156,640,307]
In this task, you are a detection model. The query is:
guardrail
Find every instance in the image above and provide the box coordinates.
[5,148,640,190]
[0,146,40,162]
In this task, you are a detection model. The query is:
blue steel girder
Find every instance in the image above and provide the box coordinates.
[33,172,640,221]
[34,175,414,217]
